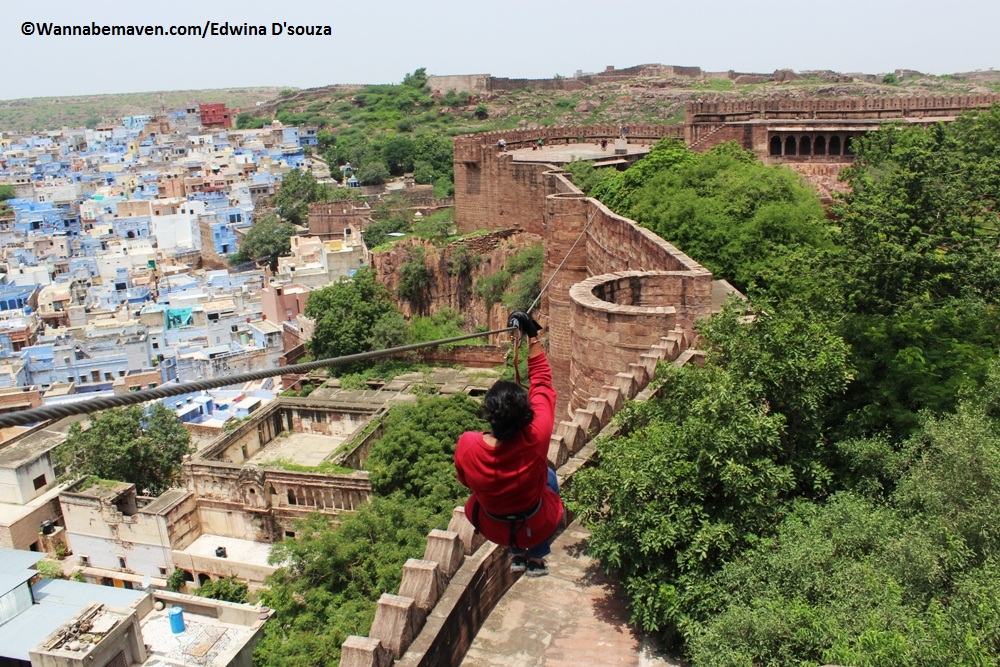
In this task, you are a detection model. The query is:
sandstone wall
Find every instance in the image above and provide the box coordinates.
[687,94,1000,122]
[370,230,541,333]
[341,337,703,667]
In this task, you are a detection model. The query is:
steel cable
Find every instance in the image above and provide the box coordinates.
[3,209,596,429]
[0,326,516,428]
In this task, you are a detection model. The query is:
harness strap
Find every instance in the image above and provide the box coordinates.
[470,497,543,550]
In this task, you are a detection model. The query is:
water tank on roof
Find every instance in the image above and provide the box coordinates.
[169,607,185,634]
[215,546,228,558]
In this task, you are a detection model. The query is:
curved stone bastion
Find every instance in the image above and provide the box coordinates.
[569,271,709,412]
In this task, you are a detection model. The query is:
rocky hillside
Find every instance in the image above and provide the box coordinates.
[0,87,290,133]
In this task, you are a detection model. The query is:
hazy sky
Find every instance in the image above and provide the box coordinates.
[7,0,998,99]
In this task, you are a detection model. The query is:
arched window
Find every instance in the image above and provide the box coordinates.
[829,136,842,155]
[784,136,797,156]
[799,136,812,156]
[769,136,782,156]
[845,136,855,155]
[814,136,827,156]
[198,573,211,586]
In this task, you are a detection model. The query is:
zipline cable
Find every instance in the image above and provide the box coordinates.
[525,209,595,315]
[2,209,598,429]
[0,326,516,429]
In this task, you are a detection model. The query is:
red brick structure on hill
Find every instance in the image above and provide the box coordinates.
[340,94,1000,667]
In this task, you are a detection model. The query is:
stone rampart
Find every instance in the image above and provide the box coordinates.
[454,141,708,416]
[687,94,1000,122]
[341,334,699,667]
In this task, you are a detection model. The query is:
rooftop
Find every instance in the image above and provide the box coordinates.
[141,605,256,667]
[0,578,143,662]
[0,547,44,596]
[180,533,273,567]
[139,488,191,515]
[510,141,650,165]
[0,425,65,468]
[247,431,345,467]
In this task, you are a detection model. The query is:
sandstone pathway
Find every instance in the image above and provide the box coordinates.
[461,520,681,667]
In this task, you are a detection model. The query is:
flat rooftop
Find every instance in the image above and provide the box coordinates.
[510,141,650,165]
[0,426,66,467]
[0,578,143,662]
[140,605,255,667]
[247,431,344,467]
[181,533,273,567]
[0,482,67,526]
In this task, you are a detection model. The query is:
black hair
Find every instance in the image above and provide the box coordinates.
[482,381,534,442]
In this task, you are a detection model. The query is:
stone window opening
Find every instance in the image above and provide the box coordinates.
[769,136,782,156]
[814,136,827,155]
[799,136,812,156]
[829,136,842,155]
[784,136,797,156]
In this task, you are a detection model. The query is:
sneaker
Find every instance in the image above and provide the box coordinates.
[510,555,527,573]
[525,558,548,577]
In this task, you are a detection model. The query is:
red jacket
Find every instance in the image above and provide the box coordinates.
[455,352,563,549]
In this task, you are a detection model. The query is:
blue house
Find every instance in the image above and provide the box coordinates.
[0,284,37,312]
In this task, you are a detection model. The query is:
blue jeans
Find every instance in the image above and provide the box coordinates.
[511,467,560,559]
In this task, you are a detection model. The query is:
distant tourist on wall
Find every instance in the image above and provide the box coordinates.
[498,138,506,153]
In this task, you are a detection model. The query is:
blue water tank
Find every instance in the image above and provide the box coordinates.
[168,606,185,634]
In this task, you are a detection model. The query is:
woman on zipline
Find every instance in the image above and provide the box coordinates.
[454,312,564,577]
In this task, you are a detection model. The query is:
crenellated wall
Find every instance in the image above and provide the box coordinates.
[454,142,711,417]
[342,93,1000,664]
[340,337,704,667]
[687,94,1000,122]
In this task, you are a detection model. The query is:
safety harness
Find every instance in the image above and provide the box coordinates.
[470,496,543,549]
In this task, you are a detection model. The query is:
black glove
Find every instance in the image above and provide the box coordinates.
[508,311,542,338]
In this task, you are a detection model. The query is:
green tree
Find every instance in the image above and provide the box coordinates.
[590,137,693,212]
[831,111,1000,437]
[272,168,320,225]
[397,247,431,313]
[55,404,191,496]
[356,161,390,186]
[569,303,851,644]
[231,213,296,269]
[401,67,428,90]
[166,568,187,592]
[235,112,267,129]
[305,268,402,364]
[36,559,63,580]
[624,142,831,294]
[381,135,416,175]
[365,393,484,512]
[0,184,15,201]
[196,576,249,603]
[688,369,1000,666]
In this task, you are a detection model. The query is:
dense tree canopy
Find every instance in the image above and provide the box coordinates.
[229,213,297,268]
[55,404,191,496]
[571,106,1000,665]
[196,576,249,604]
[305,268,406,365]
